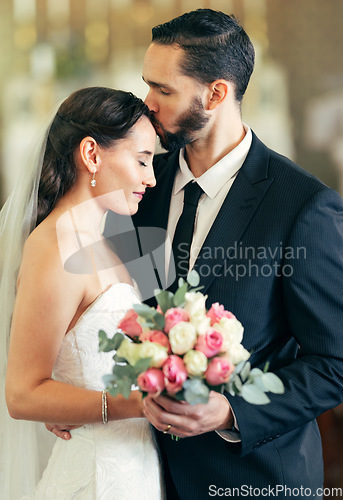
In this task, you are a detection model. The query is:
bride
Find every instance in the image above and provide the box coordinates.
[0,87,164,499]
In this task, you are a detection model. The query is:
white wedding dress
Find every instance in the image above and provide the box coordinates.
[29,283,164,500]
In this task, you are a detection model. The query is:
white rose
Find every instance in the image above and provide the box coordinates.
[169,321,197,355]
[117,338,141,366]
[190,312,211,335]
[184,292,207,318]
[183,350,208,376]
[224,344,250,365]
[139,341,168,368]
[213,317,244,350]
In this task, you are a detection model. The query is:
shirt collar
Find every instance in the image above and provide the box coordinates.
[174,125,252,199]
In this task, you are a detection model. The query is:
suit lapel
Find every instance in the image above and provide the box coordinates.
[194,132,274,294]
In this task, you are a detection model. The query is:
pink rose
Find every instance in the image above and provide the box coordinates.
[205,357,234,386]
[195,328,223,358]
[164,308,190,334]
[206,303,236,326]
[162,355,188,394]
[118,309,143,337]
[139,330,171,353]
[137,368,165,393]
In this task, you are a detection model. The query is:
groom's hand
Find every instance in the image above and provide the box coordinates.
[45,423,82,440]
[143,392,233,438]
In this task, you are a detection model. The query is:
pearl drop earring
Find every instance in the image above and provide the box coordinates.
[91,169,96,187]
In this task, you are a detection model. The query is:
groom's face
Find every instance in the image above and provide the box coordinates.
[143,43,209,151]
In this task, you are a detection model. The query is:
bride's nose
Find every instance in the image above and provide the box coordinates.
[143,165,156,188]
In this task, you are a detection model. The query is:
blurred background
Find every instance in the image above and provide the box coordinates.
[0,0,342,491]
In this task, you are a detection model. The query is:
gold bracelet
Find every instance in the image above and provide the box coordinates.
[102,390,108,424]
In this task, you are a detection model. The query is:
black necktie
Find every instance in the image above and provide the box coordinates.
[169,182,203,292]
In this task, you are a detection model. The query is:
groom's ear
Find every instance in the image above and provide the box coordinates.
[205,80,230,110]
[79,136,100,173]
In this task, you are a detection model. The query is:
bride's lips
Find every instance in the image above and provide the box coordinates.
[133,191,145,200]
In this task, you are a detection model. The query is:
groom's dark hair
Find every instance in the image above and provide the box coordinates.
[151,9,255,103]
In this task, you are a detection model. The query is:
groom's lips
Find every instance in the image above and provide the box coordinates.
[150,116,163,136]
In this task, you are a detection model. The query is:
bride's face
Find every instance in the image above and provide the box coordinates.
[96,116,156,215]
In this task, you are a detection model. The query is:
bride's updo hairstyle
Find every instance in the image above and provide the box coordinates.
[36,87,150,227]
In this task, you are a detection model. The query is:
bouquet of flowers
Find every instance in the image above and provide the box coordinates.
[99,271,284,406]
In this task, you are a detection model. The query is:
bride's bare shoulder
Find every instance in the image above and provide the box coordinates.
[20,218,87,292]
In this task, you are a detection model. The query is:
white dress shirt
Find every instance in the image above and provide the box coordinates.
[166,125,252,274]
[166,125,252,442]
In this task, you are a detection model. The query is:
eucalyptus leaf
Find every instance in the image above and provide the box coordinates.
[152,311,165,330]
[232,375,243,392]
[249,367,264,379]
[113,354,127,364]
[227,377,241,395]
[187,270,200,287]
[178,277,186,288]
[188,286,204,293]
[102,373,116,387]
[233,360,246,376]
[154,290,174,313]
[133,303,155,319]
[252,375,268,392]
[113,364,134,379]
[173,282,188,307]
[183,378,210,405]
[240,361,251,382]
[140,320,155,329]
[133,357,152,375]
[261,373,285,394]
[241,384,270,405]
[227,385,236,397]
[108,386,120,397]
[117,379,132,399]
[111,332,125,350]
[98,330,116,352]
[99,330,108,343]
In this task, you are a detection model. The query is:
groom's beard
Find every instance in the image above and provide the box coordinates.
[150,96,209,152]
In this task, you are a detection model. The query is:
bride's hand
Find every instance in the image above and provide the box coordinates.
[45,423,82,440]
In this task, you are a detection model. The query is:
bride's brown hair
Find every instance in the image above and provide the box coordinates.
[36,87,150,227]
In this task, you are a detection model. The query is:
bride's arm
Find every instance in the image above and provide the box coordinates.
[5,234,143,425]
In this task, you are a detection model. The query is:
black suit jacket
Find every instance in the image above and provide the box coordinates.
[117,132,343,499]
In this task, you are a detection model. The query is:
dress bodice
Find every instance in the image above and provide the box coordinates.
[53,283,141,390]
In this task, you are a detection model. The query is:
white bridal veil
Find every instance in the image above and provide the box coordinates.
[0,115,56,499]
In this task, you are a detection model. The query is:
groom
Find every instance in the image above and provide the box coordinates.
[51,9,343,499]
[132,9,343,500]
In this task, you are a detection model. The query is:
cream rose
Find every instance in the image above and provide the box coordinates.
[116,338,141,366]
[138,341,168,368]
[189,312,211,335]
[212,317,244,350]
[168,322,197,355]
[224,343,250,365]
[183,350,208,376]
[184,292,207,317]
